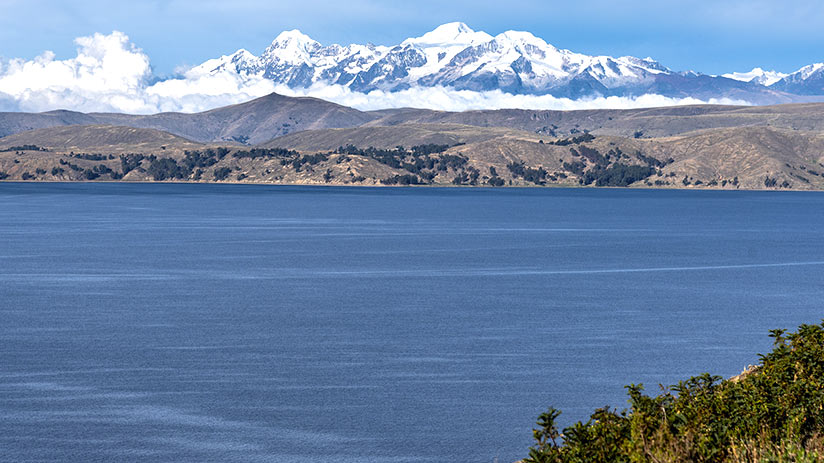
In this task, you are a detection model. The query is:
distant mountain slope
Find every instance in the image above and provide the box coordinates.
[770,64,824,95]
[0,110,98,139]
[262,123,534,151]
[0,125,203,153]
[360,102,824,138]
[91,93,378,144]
[0,93,375,144]
[723,68,788,86]
[5,93,824,146]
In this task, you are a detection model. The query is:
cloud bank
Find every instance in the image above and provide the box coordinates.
[0,31,751,115]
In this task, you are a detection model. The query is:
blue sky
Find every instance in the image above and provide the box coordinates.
[1,0,822,76]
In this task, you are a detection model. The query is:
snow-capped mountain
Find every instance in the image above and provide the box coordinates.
[770,63,824,95]
[193,23,820,103]
[722,68,788,86]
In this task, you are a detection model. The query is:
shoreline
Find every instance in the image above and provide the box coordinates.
[0,179,820,193]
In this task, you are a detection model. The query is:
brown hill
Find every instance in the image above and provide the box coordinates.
[641,127,824,189]
[1,93,824,190]
[0,110,99,139]
[364,103,824,139]
[0,93,378,144]
[262,123,537,151]
[5,93,824,146]
[91,93,378,144]
[0,125,203,154]
[1,125,823,190]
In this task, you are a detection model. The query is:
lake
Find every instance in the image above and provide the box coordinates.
[1,183,823,462]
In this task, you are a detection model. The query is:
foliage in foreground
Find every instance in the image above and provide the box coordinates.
[526,321,824,463]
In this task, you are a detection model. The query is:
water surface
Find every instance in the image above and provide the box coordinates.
[1,183,823,462]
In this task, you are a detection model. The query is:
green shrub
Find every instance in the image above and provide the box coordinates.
[525,321,824,463]
[213,167,232,181]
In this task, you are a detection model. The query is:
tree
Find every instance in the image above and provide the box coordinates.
[213,167,232,181]
[525,408,563,463]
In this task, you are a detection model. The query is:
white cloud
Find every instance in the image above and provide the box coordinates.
[146,65,278,113]
[0,32,155,113]
[274,83,751,112]
[0,31,753,115]
[0,31,278,114]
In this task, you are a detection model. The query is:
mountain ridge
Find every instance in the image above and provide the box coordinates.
[193,22,824,104]
[3,121,823,191]
[6,92,824,145]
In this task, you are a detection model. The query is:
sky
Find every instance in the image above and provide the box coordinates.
[0,0,822,114]
[0,0,822,76]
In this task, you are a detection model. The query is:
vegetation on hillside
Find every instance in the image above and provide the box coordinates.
[525,321,824,463]
[0,144,49,152]
[329,143,496,185]
[546,133,596,146]
[1,126,821,189]
[554,143,673,187]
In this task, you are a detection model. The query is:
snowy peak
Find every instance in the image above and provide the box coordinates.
[262,29,322,64]
[190,23,823,102]
[495,30,553,49]
[619,57,670,74]
[194,23,682,96]
[768,63,824,95]
[793,63,824,80]
[191,48,258,75]
[271,29,319,48]
[405,22,492,46]
[723,67,787,86]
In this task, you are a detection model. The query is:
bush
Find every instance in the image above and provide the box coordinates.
[381,174,422,185]
[525,321,824,463]
[582,164,656,187]
[547,133,596,146]
[147,157,184,181]
[232,147,296,159]
[213,167,232,181]
[120,154,145,174]
[507,161,547,185]
[72,153,109,161]
[334,144,466,181]
[81,164,116,180]
[1,144,47,152]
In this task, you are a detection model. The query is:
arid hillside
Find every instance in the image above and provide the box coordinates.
[2,120,823,190]
[4,92,824,145]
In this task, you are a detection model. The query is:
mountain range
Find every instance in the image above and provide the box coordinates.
[194,22,823,104]
[5,92,824,145]
[3,92,824,191]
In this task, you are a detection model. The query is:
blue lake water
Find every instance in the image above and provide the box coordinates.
[1,183,823,462]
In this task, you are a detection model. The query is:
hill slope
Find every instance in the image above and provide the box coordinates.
[0,93,377,144]
[262,123,536,151]
[2,122,823,191]
[364,103,824,138]
[0,110,99,139]
[5,94,824,146]
[91,93,379,144]
[0,125,203,153]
